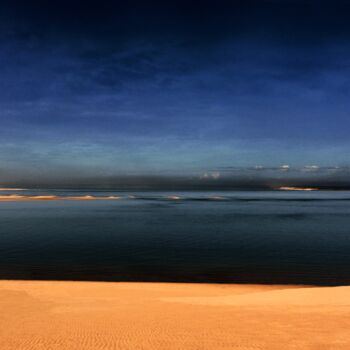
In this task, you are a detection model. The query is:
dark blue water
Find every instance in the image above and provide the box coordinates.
[1,190,350,285]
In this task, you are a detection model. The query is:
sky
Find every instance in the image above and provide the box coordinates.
[1,0,350,187]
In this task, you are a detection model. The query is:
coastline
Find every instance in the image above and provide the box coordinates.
[0,195,121,201]
[1,280,350,349]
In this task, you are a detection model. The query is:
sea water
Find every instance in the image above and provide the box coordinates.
[1,190,350,284]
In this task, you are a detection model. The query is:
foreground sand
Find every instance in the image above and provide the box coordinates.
[1,281,350,349]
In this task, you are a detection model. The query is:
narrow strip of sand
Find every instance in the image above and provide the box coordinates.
[0,195,122,201]
[1,281,350,349]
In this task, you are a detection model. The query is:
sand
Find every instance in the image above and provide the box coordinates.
[0,195,122,201]
[1,281,350,349]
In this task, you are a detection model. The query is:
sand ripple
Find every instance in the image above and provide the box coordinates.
[1,281,350,349]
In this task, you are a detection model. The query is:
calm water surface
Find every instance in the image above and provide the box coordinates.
[1,190,350,284]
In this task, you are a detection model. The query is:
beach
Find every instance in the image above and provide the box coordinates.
[1,280,350,349]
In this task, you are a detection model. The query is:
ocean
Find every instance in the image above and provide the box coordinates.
[1,190,350,285]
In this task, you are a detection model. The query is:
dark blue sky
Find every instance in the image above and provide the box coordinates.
[1,0,350,185]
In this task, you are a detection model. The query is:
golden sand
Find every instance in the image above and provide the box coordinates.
[0,195,121,201]
[1,281,350,349]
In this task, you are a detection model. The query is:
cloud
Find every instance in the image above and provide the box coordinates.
[302,165,320,172]
[200,171,221,180]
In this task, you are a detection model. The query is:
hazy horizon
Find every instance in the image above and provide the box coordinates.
[2,167,350,190]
